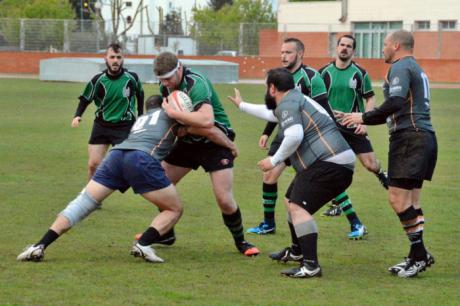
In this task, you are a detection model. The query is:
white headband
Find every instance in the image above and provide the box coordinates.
[156,62,180,79]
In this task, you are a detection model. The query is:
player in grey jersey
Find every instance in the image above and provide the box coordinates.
[17,96,238,264]
[342,30,437,278]
[229,68,355,278]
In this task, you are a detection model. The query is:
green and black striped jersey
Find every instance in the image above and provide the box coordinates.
[319,61,374,113]
[78,69,144,125]
[160,66,232,143]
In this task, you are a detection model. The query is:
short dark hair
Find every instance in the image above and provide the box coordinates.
[337,34,356,50]
[283,37,305,53]
[107,42,123,53]
[154,52,179,76]
[390,30,414,51]
[145,95,163,111]
[266,68,295,92]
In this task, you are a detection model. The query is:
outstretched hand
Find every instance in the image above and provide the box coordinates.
[227,88,243,108]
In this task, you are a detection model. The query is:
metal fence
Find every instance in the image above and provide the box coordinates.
[0,18,458,59]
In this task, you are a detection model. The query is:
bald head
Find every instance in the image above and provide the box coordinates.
[388,30,414,51]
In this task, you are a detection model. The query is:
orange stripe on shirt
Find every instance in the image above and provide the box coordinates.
[302,110,336,156]
[150,123,177,156]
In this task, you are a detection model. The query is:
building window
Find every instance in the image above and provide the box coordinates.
[439,20,457,31]
[353,21,403,58]
[415,21,430,31]
[125,1,132,7]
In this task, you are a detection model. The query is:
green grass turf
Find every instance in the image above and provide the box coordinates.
[0,79,459,305]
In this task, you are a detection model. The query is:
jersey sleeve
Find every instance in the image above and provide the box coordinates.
[79,80,96,102]
[387,65,410,99]
[361,72,375,98]
[310,73,328,100]
[187,78,212,110]
[275,101,302,131]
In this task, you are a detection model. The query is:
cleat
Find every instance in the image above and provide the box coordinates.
[397,259,426,278]
[390,252,435,276]
[281,260,322,278]
[246,221,276,235]
[388,257,410,275]
[236,241,260,257]
[376,169,389,190]
[348,224,368,240]
[130,243,164,263]
[17,244,45,262]
[134,228,176,246]
[322,203,342,217]
[269,247,303,263]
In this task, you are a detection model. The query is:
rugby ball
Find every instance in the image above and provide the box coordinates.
[168,90,194,113]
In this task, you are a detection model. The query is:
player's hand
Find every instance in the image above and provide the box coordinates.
[229,142,239,158]
[162,98,180,119]
[257,157,274,172]
[259,135,269,149]
[71,116,81,128]
[227,88,243,108]
[341,112,364,128]
[354,124,367,135]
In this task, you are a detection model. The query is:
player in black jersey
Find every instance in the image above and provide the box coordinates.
[342,30,437,278]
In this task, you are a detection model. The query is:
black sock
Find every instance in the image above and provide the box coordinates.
[288,221,301,254]
[138,227,161,246]
[297,233,318,266]
[36,229,59,249]
[398,205,427,260]
[222,207,244,244]
[262,183,277,226]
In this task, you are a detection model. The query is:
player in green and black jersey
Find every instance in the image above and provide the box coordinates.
[318,35,388,239]
[71,43,144,181]
[246,37,335,236]
[153,52,259,257]
[342,30,437,278]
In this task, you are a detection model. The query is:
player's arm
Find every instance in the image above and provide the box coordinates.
[354,95,376,134]
[163,100,214,128]
[186,126,239,157]
[228,88,278,122]
[341,96,406,126]
[71,97,91,128]
[258,124,303,171]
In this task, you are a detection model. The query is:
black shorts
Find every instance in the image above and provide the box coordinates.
[89,120,133,145]
[164,140,235,172]
[268,134,291,166]
[285,161,353,215]
[388,130,437,181]
[388,178,424,190]
[338,126,373,154]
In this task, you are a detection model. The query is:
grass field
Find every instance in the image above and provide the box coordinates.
[0,78,459,305]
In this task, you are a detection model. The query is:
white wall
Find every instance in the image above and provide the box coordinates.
[278,0,460,32]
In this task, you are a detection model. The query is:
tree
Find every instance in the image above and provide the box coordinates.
[192,0,276,55]
[0,0,75,51]
[208,0,233,11]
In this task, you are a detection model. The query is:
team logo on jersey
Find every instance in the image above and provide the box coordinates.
[282,111,289,119]
[391,77,400,85]
[123,87,131,98]
[349,78,357,89]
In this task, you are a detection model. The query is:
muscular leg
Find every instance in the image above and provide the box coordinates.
[161,161,192,185]
[87,144,109,181]
[357,152,380,173]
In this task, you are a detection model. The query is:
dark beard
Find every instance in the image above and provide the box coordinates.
[265,91,277,110]
[106,62,123,75]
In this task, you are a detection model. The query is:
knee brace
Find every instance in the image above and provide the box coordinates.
[294,219,318,237]
[59,191,100,227]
